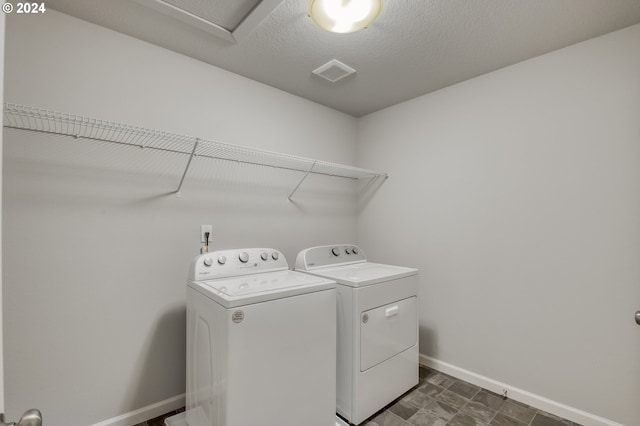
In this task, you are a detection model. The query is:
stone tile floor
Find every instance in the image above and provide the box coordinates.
[134,406,184,426]
[363,365,581,426]
[134,365,580,426]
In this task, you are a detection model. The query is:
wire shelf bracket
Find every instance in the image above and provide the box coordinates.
[3,103,389,199]
[175,138,200,197]
[288,160,317,201]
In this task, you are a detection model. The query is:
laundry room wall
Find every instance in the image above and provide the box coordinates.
[356,24,640,426]
[0,11,5,414]
[2,9,358,426]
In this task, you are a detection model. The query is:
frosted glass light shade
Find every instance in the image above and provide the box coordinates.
[309,0,384,33]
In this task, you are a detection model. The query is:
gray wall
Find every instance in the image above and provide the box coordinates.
[5,7,640,426]
[0,11,5,414]
[3,10,358,425]
[357,24,640,426]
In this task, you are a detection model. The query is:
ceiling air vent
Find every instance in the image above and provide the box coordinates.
[312,59,356,83]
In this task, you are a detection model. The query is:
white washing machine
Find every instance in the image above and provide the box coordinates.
[295,244,419,425]
[186,248,341,426]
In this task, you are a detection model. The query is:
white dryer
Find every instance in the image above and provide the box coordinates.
[186,248,339,426]
[295,244,419,425]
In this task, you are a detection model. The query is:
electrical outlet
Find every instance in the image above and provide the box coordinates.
[200,225,213,244]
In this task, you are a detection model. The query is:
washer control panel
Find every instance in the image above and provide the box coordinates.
[295,244,366,270]
[190,248,288,281]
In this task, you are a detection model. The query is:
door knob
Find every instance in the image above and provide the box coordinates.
[0,409,42,426]
[636,311,640,326]
[17,409,42,426]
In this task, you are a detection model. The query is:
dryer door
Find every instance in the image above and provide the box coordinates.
[360,296,417,371]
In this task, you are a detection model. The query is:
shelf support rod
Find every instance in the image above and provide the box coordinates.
[175,138,200,197]
[288,161,317,201]
[360,174,380,193]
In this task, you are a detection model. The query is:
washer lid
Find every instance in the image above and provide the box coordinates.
[301,262,418,287]
[189,270,336,308]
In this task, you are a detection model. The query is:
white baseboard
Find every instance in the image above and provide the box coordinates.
[419,354,624,426]
[90,394,185,426]
[89,357,625,426]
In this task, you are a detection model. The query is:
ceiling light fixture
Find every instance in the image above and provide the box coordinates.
[308,0,384,34]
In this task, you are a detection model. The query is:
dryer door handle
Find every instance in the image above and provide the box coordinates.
[385,305,399,318]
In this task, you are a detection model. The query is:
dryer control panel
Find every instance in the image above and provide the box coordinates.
[190,248,288,281]
[295,244,367,270]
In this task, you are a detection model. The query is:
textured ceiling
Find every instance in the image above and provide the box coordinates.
[46,0,640,117]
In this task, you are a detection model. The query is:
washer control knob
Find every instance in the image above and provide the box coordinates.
[260,252,269,261]
[217,256,227,265]
[239,252,249,263]
[271,252,279,260]
[331,247,340,256]
[352,247,359,254]
[345,248,352,255]
[203,257,213,267]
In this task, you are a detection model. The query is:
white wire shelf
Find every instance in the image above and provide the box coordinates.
[3,103,388,199]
